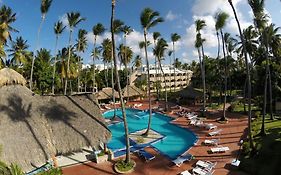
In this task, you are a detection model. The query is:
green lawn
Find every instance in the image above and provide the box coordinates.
[240,117,281,175]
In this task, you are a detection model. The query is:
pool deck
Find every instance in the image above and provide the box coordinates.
[62,100,249,175]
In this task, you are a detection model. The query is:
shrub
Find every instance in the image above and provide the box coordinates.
[136,136,144,143]
[115,160,134,172]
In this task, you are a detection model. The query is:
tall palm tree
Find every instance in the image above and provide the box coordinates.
[153,32,161,100]
[215,12,229,121]
[111,0,131,164]
[8,36,31,66]
[228,0,254,149]
[30,0,52,90]
[52,21,65,94]
[121,25,133,101]
[92,23,106,92]
[195,19,207,117]
[64,12,85,95]
[91,46,101,90]
[153,38,168,110]
[171,33,181,92]
[75,29,88,92]
[140,7,164,136]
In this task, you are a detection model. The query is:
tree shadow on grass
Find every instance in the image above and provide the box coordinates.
[0,94,49,160]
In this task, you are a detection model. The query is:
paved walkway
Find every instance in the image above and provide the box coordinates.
[62,101,248,175]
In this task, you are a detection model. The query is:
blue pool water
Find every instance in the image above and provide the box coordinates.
[103,108,197,160]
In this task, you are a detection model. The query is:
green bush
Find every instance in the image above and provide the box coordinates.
[136,136,144,143]
[115,160,134,172]
[38,168,62,175]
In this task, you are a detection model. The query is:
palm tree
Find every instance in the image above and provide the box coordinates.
[111,0,131,164]
[228,0,254,149]
[133,54,142,69]
[140,8,164,136]
[91,46,101,90]
[8,36,31,66]
[64,12,85,95]
[153,38,168,110]
[30,0,52,90]
[121,25,133,101]
[215,12,229,121]
[101,38,112,87]
[0,5,17,45]
[92,23,106,92]
[195,19,207,117]
[153,32,161,100]
[52,21,65,94]
[75,29,88,92]
[171,33,181,92]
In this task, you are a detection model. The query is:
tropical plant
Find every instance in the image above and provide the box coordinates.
[140,7,164,136]
[30,0,52,90]
[91,46,101,90]
[153,32,161,100]
[133,55,142,70]
[171,33,181,92]
[168,50,173,92]
[52,21,65,94]
[92,23,106,92]
[64,12,85,95]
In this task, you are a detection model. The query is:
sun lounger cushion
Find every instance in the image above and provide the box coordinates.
[180,170,192,175]
[210,146,229,153]
[137,149,155,162]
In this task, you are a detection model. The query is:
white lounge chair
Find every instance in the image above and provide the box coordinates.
[204,123,217,130]
[196,160,217,170]
[172,153,193,167]
[193,167,214,175]
[203,139,219,146]
[180,170,192,175]
[189,119,197,125]
[208,129,222,136]
[210,146,229,153]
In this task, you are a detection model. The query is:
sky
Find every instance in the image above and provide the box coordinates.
[2,0,281,65]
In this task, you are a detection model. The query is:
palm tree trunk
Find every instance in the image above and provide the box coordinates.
[243,77,247,114]
[268,68,273,120]
[111,60,116,118]
[106,63,109,87]
[173,42,176,92]
[261,67,268,136]
[229,0,254,149]
[197,47,204,108]
[201,44,206,117]
[30,17,45,90]
[143,29,152,136]
[158,60,167,111]
[124,35,130,102]
[220,30,227,121]
[169,55,172,93]
[52,35,59,94]
[111,0,130,163]
[216,31,220,59]
[93,36,97,93]
[77,43,81,93]
[64,30,73,95]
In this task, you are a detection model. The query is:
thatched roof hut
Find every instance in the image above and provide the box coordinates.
[0,68,26,87]
[0,70,111,172]
[179,86,203,99]
[94,90,111,100]
[122,85,144,98]
[100,87,120,99]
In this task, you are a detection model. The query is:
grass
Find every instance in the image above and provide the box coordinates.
[240,117,281,175]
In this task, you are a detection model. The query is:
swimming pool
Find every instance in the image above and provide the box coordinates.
[103,108,197,160]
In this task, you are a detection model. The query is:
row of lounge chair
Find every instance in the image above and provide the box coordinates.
[180,160,217,175]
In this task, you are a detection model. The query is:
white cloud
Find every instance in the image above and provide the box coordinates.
[59,14,69,28]
[166,10,179,21]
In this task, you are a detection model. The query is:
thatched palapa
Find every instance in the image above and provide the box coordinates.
[0,68,26,86]
[100,87,120,99]
[179,86,203,99]
[122,85,144,98]
[0,68,111,172]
